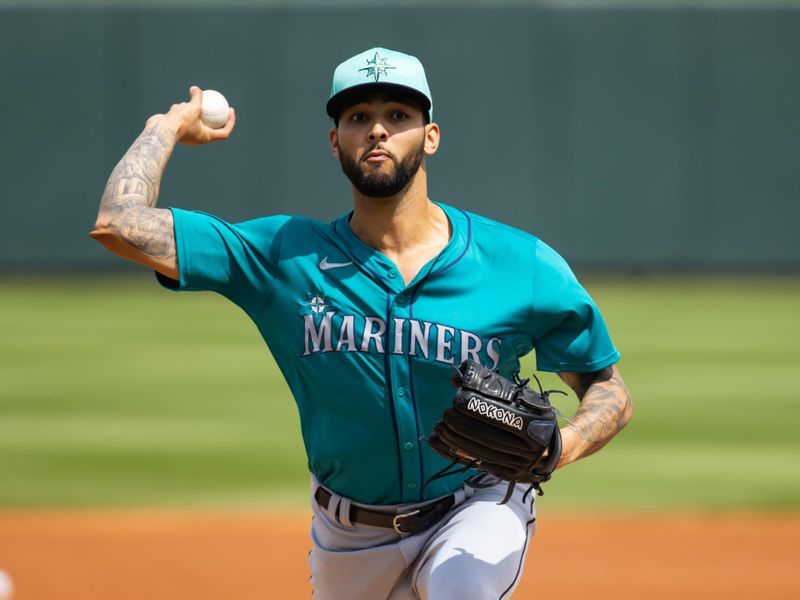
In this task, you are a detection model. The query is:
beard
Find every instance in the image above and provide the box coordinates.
[339,141,425,198]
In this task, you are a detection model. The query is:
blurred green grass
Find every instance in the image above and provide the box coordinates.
[1,274,799,510]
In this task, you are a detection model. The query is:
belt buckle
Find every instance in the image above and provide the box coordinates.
[392,509,421,534]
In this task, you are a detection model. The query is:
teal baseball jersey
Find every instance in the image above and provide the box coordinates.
[157,202,620,505]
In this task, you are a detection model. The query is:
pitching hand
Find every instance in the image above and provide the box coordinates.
[146,86,236,145]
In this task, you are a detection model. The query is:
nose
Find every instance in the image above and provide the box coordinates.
[367,121,389,142]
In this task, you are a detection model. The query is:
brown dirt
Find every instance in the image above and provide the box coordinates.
[0,510,797,599]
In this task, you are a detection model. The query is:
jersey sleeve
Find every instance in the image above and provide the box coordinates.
[530,240,621,373]
[155,208,291,317]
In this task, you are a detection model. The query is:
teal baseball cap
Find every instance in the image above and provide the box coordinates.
[326,47,433,122]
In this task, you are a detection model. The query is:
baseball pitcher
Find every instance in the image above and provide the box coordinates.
[91,47,633,599]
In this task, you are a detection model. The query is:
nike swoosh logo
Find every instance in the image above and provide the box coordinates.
[319,256,354,270]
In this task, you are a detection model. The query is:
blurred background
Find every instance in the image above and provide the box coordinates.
[3,0,800,271]
[1,0,799,508]
[0,0,799,597]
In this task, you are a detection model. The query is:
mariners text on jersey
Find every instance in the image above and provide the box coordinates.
[302,311,503,368]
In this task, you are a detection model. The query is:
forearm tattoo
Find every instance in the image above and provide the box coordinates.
[560,367,632,458]
[97,121,177,258]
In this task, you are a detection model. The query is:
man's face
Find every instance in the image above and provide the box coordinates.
[331,94,429,198]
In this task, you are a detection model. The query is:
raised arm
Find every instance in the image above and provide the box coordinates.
[555,365,633,469]
[90,86,236,279]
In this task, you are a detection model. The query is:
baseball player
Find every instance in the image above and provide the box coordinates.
[91,47,633,599]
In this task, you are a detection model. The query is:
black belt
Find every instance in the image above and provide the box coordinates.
[314,487,456,535]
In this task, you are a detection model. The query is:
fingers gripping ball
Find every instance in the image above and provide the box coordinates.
[427,360,565,504]
[201,90,230,129]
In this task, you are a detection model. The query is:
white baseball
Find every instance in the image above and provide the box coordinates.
[0,570,13,600]
[201,89,230,129]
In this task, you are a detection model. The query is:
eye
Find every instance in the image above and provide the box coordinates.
[391,110,409,121]
[349,112,368,123]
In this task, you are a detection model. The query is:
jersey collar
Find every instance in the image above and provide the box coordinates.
[331,202,472,293]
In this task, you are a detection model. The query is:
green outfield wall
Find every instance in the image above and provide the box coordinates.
[1,7,798,270]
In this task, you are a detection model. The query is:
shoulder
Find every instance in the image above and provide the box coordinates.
[460,209,538,242]
[172,209,332,241]
[232,213,323,232]
[449,206,567,267]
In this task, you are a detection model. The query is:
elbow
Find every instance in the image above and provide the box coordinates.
[89,221,126,256]
[90,206,126,244]
[89,222,116,244]
[90,219,109,236]
[90,210,115,237]
[89,208,116,232]
[610,366,633,431]
[619,392,634,430]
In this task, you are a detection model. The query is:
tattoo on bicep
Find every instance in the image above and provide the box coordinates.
[560,367,613,399]
[118,207,175,259]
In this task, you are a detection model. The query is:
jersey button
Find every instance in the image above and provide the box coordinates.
[396,293,406,304]
[396,387,405,397]
[403,442,414,451]
[407,481,418,489]
[387,270,397,279]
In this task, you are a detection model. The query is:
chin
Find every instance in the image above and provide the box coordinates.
[358,178,412,198]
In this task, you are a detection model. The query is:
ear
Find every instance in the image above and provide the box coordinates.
[423,122,440,156]
[329,127,340,160]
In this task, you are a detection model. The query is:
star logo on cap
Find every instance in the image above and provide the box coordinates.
[358,51,396,82]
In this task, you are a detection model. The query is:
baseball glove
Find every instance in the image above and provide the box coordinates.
[427,360,564,505]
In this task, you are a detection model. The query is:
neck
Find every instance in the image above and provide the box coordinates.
[349,166,446,252]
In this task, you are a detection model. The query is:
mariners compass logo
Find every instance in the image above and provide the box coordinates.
[306,295,329,315]
[358,51,396,82]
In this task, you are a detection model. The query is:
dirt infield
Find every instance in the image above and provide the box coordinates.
[0,510,797,599]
